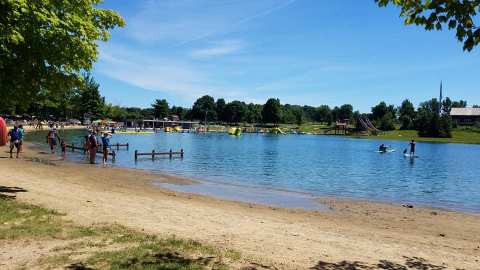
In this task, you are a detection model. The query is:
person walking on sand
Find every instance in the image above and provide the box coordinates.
[46,126,58,153]
[18,124,25,153]
[409,139,416,157]
[8,126,21,158]
[88,131,98,164]
[101,131,112,165]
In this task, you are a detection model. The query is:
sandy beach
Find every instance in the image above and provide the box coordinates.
[1,143,479,269]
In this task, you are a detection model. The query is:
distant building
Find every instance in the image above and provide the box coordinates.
[450,108,480,125]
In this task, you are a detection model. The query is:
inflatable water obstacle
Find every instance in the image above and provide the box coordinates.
[115,131,154,135]
[269,127,284,135]
[0,117,7,146]
[228,127,242,136]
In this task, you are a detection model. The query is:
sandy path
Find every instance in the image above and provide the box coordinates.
[1,146,479,269]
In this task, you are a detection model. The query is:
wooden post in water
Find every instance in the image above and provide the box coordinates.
[180,148,184,158]
[112,150,116,162]
[169,149,173,158]
[152,150,155,160]
[116,143,119,150]
[72,143,75,152]
[126,143,129,150]
[134,150,138,161]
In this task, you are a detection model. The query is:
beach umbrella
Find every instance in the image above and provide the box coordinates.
[0,117,7,146]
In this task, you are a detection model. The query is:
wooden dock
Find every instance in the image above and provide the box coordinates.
[65,143,117,161]
[111,143,129,150]
[134,149,184,161]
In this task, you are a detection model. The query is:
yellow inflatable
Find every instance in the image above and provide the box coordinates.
[174,126,183,132]
[269,127,284,135]
[228,127,242,136]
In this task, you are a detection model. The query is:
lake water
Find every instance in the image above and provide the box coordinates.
[27,130,480,212]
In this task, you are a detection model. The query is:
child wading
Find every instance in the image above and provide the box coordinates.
[60,138,66,156]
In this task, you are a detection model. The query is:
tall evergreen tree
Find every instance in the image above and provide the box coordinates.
[79,74,105,120]
[216,98,226,122]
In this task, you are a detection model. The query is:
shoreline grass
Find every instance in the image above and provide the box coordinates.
[0,196,245,269]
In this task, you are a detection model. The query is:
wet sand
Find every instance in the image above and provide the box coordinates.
[1,143,479,269]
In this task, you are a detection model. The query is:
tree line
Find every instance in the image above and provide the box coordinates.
[2,0,479,140]
[3,74,476,139]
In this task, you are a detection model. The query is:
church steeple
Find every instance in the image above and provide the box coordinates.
[439,81,443,103]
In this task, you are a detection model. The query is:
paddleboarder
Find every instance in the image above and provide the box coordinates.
[409,139,416,157]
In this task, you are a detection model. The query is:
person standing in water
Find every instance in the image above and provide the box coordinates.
[46,126,58,153]
[88,132,98,164]
[101,131,112,165]
[409,139,416,157]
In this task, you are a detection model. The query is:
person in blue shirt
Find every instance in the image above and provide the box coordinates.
[18,124,25,152]
[8,126,21,158]
[101,131,112,165]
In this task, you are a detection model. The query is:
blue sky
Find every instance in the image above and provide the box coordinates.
[94,0,479,112]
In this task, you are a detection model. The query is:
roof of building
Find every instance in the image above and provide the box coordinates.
[450,107,480,116]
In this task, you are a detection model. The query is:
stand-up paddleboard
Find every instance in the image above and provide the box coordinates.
[404,153,419,158]
[0,117,7,146]
[376,149,396,153]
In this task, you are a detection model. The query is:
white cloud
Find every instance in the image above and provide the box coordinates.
[124,0,296,45]
[96,44,250,102]
[189,40,244,58]
[98,45,206,97]
[95,0,302,103]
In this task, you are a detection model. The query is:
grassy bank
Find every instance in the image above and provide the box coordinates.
[354,129,480,144]
[0,195,245,269]
[278,123,330,134]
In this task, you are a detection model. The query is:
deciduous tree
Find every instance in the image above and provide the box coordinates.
[152,99,169,119]
[376,0,480,51]
[399,99,416,130]
[262,98,282,124]
[0,0,124,112]
[192,95,217,122]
